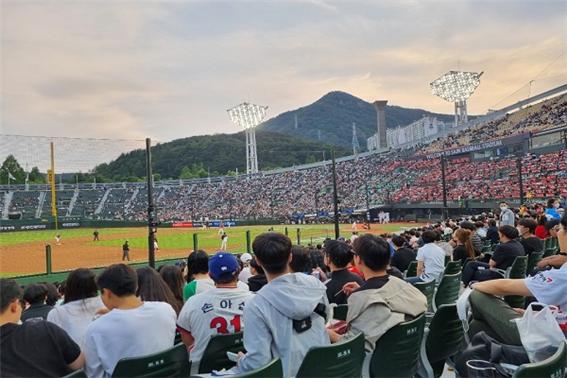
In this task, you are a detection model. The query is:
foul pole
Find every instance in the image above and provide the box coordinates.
[146,138,156,268]
[49,142,58,230]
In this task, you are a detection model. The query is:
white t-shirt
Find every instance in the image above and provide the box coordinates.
[177,287,253,362]
[238,267,252,284]
[47,296,104,349]
[416,243,446,282]
[195,278,249,295]
[84,301,177,378]
[525,263,567,310]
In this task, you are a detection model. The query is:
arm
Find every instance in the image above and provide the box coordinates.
[537,254,567,268]
[177,327,194,348]
[68,352,85,371]
[416,260,424,277]
[471,279,533,297]
[488,258,497,268]
[237,304,273,373]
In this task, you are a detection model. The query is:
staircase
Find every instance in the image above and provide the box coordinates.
[95,188,111,215]
[36,191,46,218]
[2,192,13,219]
[67,189,79,216]
[124,187,139,212]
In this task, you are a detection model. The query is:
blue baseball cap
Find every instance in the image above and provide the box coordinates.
[208,252,239,282]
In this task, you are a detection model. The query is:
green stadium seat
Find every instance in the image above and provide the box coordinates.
[369,313,426,377]
[198,332,245,374]
[418,304,465,378]
[433,272,461,312]
[332,304,348,321]
[231,358,283,378]
[513,341,566,378]
[295,332,365,378]
[503,256,528,308]
[412,280,436,310]
[111,343,190,377]
[526,251,544,275]
[444,260,462,275]
[444,255,451,267]
[404,261,418,278]
[63,369,87,378]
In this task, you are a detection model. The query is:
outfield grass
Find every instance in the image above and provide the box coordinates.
[0,227,134,246]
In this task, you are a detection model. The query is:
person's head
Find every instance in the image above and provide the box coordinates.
[323,240,354,270]
[498,225,519,242]
[499,202,508,210]
[64,268,98,303]
[23,283,48,306]
[0,279,23,324]
[158,265,184,303]
[252,232,292,276]
[475,221,485,229]
[547,198,559,209]
[43,282,60,306]
[421,230,437,244]
[249,256,264,276]
[537,215,547,226]
[545,218,561,237]
[454,228,475,258]
[97,264,138,309]
[517,218,537,237]
[186,250,209,282]
[290,246,312,273]
[136,267,181,314]
[352,234,390,274]
[460,221,476,231]
[488,219,497,228]
[240,253,253,267]
[391,235,407,249]
[208,252,239,284]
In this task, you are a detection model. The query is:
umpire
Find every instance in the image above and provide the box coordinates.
[122,241,130,261]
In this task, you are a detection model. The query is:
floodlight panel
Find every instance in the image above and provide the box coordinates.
[227,102,268,129]
[430,71,482,102]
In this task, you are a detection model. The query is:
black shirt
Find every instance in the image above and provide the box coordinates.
[486,226,500,244]
[492,239,525,269]
[0,321,81,378]
[326,269,364,305]
[391,247,416,272]
[355,275,390,292]
[248,274,268,292]
[452,245,469,263]
[21,303,53,322]
[520,236,544,256]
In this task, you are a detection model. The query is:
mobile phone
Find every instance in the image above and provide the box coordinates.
[226,351,239,362]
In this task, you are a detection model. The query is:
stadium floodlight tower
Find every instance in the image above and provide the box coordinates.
[227,102,268,174]
[430,71,483,127]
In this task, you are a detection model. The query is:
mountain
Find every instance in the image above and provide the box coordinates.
[259,91,455,148]
[94,131,350,181]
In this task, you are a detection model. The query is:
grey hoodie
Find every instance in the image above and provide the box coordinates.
[232,273,330,378]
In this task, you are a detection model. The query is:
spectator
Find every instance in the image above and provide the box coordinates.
[534,215,548,239]
[460,221,483,255]
[536,215,567,269]
[0,278,84,377]
[545,198,561,220]
[44,282,60,307]
[290,246,313,274]
[185,250,213,301]
[462,225,525,286]
[177,252,253,363]
[247,257,267,292]
[21,283,53,321]
[47,268,105,348]
[327,235,427,352]
[231,233,329,378]
[238,253,253,283]
[475,221,487,239]
[137,267,182,315]
[452,228,475,263]
[84,264,177,378]
[390,235,417,273]
[499,202,515,226]
[517,218,544,255]
[486,219,500,244]
[158,265,185,310]
[323,240,364,305]
[406,231,445,284]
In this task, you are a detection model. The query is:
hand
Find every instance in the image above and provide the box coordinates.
[326,328,342,343]
[513,308,525,315]
[536,258,548,269]
[342,281,360,296]
[237,351,246,360]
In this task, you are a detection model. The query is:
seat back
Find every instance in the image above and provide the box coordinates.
[112,343,190,377]
[404,261,418,278]
[543,237,558,258]
[412,280,436,309]
[369,314,426,377]
[444,255,451,266]
[433,272,461,311]
[444,261,462,275]
[504,256,528,308]
[198,332,245,374]
[232,358,283,378]
[63,369,87,378]
[425,304,465,376]
[332,304,348,321]
[527,251,544,274]
[513,341,566,378]
[296,332,365,378]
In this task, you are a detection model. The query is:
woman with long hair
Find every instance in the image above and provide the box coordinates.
[158,264,184,309]
[46,268,105,348]
[452,228,475,263]
[136,267,182,315]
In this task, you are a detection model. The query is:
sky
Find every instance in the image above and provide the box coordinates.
[1,0,566,144]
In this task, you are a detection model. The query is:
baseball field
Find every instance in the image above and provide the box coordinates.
[0,223,419,277]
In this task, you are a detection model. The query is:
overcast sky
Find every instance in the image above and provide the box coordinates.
[2,0,566,143]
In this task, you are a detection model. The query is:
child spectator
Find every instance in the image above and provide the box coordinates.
[21,283,53,322]
[247,257,267,292]
[323,240,364,305]
[390,235,417,273]
[452,228,475,263]
[406,231,445,284]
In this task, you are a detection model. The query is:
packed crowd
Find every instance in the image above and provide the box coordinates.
[2,200,566,377]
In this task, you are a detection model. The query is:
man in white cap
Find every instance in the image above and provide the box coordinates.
[239,253,253,283]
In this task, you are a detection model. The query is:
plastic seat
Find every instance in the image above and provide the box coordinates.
[111,343,190,377]
[513,341,566,378]
[369,313,426,377]
[63,369,86,378]
[418,304,465,378]
[444,255,451,267]
[232,358,283,378]
[404,261,418,278]
[412,280,436,310]
[503,256,528,308]
[433,272,461,312]
[444,261,462,275]
[526,251,544,274]
[296,332,365,378]
[333,304,348,321]
[198,332,245,374]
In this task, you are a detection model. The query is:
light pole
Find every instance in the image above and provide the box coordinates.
[227,102,268,174]
[331,149,340,239]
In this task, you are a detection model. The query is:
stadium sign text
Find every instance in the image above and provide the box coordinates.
[425,133,529,159]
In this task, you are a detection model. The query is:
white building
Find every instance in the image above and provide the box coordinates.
[367,116,446,150]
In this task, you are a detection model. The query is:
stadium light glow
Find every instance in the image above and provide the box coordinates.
[430,70,483,127]
[227,102,268,174]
